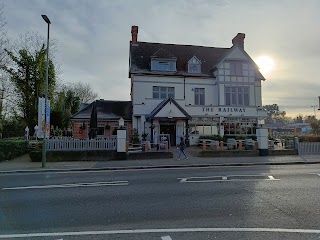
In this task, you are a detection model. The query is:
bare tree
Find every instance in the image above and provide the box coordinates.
[70,82,98,103]
[0,3,8,69]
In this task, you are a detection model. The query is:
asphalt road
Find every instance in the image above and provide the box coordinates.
[1,164,320,240]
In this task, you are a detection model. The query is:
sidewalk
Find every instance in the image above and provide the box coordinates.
[0,151,320,174]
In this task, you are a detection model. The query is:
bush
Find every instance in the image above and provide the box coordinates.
[298,135,320,142]
[29,151,42,162]
[222,135,257,141]
[199,135,223,141]
[0,139,29,161]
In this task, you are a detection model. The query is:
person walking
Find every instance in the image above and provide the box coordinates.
[177,137,188,160]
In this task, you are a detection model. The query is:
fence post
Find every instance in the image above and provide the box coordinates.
[239,141,243,151]
[145,141,148,152]
[294,137,299,155]
[220,141,224,150]
[126,141,129,154]
[202,141,206,151]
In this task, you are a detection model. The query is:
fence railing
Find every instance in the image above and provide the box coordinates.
[298,142,320,155]
[46,137,117,151]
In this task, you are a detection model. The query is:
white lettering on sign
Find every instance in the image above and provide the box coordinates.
[202,107,246,113]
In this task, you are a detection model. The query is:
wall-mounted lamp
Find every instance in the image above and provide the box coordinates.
[168,110,173,119]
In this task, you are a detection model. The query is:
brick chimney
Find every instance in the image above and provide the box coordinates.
[232,33,245,49]
[131,25,138,45]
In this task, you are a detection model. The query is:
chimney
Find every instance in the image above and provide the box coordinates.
[232,33,245,49]
[131,25,138,45]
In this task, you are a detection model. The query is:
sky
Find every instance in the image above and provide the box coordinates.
[2,0,320,118]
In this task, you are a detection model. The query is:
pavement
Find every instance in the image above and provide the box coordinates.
[0,147,320,173]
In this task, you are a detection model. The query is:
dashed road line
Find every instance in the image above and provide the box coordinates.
[1,181,129,191]
[161,236,173,240]
[178,175,280,183]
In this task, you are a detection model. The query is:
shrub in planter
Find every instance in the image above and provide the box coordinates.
[29,151,42,162]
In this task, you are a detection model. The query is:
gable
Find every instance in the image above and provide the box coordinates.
[147,97,191,120]
[155,103,187,118]
[225,47,248,60]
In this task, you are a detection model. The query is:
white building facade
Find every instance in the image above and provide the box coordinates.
[129,26,267,146]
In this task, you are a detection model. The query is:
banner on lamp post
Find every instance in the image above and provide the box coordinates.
[37,97,50,139]
[37,97,45,139]
[45,100,50,138]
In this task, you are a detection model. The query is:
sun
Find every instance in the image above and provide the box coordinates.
[255,56,275,75]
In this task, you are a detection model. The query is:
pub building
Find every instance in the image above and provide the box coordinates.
[129,26,267,146]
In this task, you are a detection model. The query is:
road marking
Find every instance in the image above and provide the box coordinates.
[161,236,173,240]
[178,175,279,183]
[1,181,129,190]
[1,228,320,238]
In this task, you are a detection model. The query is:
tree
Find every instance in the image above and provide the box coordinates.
[70,82,98,103]
[310,120,320,135]
[0,3,8,69]
[51,88,80,128]
[2,44,56,127]
[304,115,316,123]
[263,104,291,126]
[294,114,304,123]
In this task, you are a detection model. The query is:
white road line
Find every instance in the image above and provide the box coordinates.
[1,181,129,190]
[161,236,173,240]
[1,228,320,238]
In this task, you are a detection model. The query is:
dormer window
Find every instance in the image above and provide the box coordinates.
[150,48,177,72]
[188,56,201,73]
[151,60,176,71]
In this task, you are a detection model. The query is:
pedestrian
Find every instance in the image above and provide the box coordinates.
[177,137,188,160]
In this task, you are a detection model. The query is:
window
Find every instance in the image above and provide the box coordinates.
[188,64,201,73]
[194,88,205,105]
[230,62,243,75]
[188,56,201,73]
[97,127,105,136]
[225,86,250,106]
[153,86,175,99]
[151,59,176,71]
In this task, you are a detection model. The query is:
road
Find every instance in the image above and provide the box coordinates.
[0,164,320,239]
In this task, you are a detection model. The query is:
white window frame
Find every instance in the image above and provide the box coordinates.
[225,86,249,106]
[151,59,176,72]
[194,88,205,105]
[188,56,201,73]
[153,86,175,99]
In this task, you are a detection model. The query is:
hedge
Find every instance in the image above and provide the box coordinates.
[198,135,257,141]
[0,139,29,161]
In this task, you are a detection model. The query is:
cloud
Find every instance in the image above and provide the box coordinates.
[3,0,320,117]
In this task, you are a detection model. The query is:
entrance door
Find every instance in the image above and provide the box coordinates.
[160,124,176,146]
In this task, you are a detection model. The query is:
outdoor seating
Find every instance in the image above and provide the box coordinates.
[245,138,255,150]
[227,138,237,150]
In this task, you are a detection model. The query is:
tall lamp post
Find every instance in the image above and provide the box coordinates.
[311,105,317,118]
[41,15,51,168]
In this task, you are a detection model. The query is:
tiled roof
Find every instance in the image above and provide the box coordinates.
[70,100,132,120]
[130,41,229,77]
[129,41,266,80]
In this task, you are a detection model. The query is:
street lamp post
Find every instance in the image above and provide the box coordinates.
[41,15,51,168]
[311,105,317,118]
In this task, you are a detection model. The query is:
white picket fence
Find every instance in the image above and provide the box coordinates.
[46,137,117,151]
[298,142,320,155]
